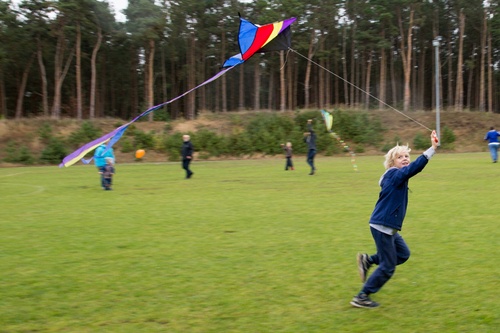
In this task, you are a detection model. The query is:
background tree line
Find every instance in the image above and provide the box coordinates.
[1,0,500,121]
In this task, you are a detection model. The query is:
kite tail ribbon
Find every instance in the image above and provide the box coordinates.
[320,110,358,172]
[59,66,235,168]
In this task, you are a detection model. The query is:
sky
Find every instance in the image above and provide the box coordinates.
[106,0,252,22]
[108,0,252,22]
[106,0,127,22]
[11,0,250,22]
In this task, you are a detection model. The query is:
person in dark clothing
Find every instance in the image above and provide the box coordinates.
[351,130,439,308]
[100,157,115,190]
[181,134,194,179]
[280,142,294,170]
[303,119,317,175]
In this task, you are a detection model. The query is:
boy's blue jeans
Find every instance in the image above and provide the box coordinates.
[488,143,499,162]
[182,158,192,177]
[98,166,105,188]
[362,227,410,295]
[307,149,316,170]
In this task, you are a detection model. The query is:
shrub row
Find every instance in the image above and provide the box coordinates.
[1,111,455,165]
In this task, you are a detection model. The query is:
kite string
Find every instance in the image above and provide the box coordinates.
[328,130,358,172]
[321,110,358,172]
[288,48,433,133]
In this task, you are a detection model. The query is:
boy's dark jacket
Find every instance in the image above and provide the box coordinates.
[181,141,193,159]
[369,154,429,231]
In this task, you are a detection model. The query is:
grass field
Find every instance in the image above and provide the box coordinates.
[0,153,498,332]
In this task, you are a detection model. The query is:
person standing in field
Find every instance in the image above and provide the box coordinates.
[351,130,439,308]
[303,119,317,175]
[484,126,500,163]
[280,142,294,170]
[94,143,115,189]
[181,134,194,179]
[100,157,115,190]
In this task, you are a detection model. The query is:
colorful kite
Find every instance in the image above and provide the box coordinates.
[223,16,296,68]
[60,16,296,168]
[320,110,358,172]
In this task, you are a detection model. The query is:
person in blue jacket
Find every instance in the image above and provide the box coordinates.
[303,119,317,175]
[351,130,439,308]
[94,143,115,189]
[484,126,500,163]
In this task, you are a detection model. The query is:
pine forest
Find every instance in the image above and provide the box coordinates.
[2,0,500,121]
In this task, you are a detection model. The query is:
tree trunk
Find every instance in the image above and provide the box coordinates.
[350,22,357,108]
[238,65,244,111]
[130,48,139,118]
[147,39,155,120]
[169,60,178,119]
[342,26,349,105]
[0,67,5,118]
[304,31,315,109]
[51,32,75,119]
[334,51,340,106]
[161,45,167,113]
[417,47,426,110]
[447,40,453,109]
[90,27,102,119]
[487,29,493,112]
[454,10,465,112]
[76,22,82,119]
[279,51,286,111]
[325,55,331,108]
[287,53,294,110]
[479,10,486,112]
[467,46,476,110]
[186,35,196,119]
[220,25,227,112]
[267,71,274,110]
[379,42,387,110]
[390,45,397,106]
[254,60,260,110]
[37,38,49,117]
[319,57,325,108]
[398,8,414,113]
[15,54,35,119]
[365,51,372,111]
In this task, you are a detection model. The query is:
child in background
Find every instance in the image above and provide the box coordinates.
[351,130,439,308]
[484,126,500,162]
[101,157,115,190]
[280,142,294,170]
[303,119,317,175]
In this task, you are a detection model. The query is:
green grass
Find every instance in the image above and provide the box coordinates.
[0,153,498,332]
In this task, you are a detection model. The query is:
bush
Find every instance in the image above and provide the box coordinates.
[67,121,102,147]
[294,110,385,155]
[381,135,402,152]
[153,108,170,121]
[38,123,53,143]
[39,137,68,165]
[161,132,183,161]
[225,132,253,156]
[246,114,296,155]
[133,129,155,149]
[119,138,134,153]
[413,132,429,150]
[3,141,35,165]
[440,126,456,149]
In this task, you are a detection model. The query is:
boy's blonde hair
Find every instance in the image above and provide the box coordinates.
[286,142,292,147]
[384,144,411,169]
